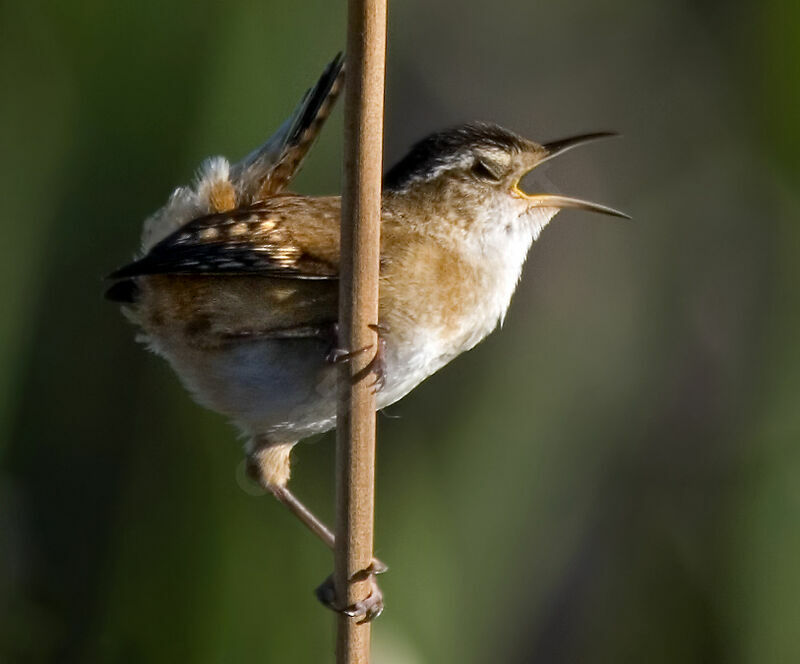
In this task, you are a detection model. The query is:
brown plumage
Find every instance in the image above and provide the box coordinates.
[106,54,626,622]
[108,51,626,467]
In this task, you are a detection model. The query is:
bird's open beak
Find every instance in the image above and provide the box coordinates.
[515,132,630,219]
[524,193,630,218]
[540,132,619,166]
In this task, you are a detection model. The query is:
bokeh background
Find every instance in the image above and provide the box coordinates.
[2,0,799,662]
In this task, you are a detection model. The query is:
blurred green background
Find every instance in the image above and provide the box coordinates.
[1,0,799,662]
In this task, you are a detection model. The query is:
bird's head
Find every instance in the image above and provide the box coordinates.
[383,122,627,246]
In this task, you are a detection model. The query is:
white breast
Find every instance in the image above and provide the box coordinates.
[376,205,555,410]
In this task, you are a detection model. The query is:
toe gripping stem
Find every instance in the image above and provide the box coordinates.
[315,559,388,624]
[327,323,388,393]
[268,484,387,622]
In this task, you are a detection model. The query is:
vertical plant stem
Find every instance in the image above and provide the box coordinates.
[336,1,387,663]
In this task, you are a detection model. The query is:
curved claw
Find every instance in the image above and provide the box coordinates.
[368,558,388,575]
[342,575,384,623]
[355,333,387,393]
[314,559,388,623]
[326,344,373,364]
[325,322,388,392]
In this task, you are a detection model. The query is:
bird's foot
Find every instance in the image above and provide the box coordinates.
[325,322,370,363]
[326,344,372,364]
[355,325,387,393]
[326,323,388,393]
[315,558,388,623]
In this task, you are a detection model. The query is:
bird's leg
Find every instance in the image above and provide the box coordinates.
[272,484,387,623]
[247,442,386,622]
[269,484,335,547]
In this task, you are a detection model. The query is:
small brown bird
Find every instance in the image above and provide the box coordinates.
[107,53,627,620]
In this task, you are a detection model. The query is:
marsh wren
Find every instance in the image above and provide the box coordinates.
[107,53,627,620]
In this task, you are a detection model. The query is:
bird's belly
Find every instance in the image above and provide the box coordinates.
[376,332,460,410]
[151,327,466,442]
[156,337,339,441]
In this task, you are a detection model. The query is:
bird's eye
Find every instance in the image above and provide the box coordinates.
[471,159,502,182]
